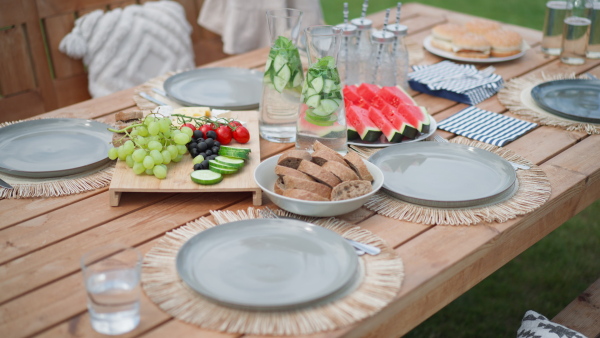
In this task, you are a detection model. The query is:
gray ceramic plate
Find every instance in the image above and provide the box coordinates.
[0,118,112,178]
[348,116,438,148]
[164,68,263,109]
[176,219,359,310]
[368,142,517,208]
[531,79,600,123]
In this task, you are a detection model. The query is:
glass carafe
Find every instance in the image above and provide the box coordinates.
[259,8,304,143]
[296,25,347,154]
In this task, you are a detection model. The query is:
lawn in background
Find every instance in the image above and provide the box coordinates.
[320,1,600,337]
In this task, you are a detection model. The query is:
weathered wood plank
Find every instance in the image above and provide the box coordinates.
[0,90,45,122]
[552,277,600,338]
[0,25,37,96]
[44,13,85,79]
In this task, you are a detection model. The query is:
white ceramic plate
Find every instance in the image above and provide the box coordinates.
[254,154,384,217]
[0,118,113,178]
[423,36,527,64]
[164,68,263,110]
[176,219,359,309]
[348,115,437,148]
[368,142,517,208]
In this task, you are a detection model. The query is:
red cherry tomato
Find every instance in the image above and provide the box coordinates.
[228,120,243,128]
[232,125,250,144]
[181,123,196,131]
[215,125,233,145]
[199,124,214,135]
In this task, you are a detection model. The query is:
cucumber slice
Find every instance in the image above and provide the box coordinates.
[311,105,331,117]
[311,76,324,93]
[320,99,339,114]
[209,166,238,175]
[273,65,291,93]
[291,71,303,88]
[323,79,335,93]
[219,145,251,153]
[273,75,287,93]
[305,88,317,97]
[215,155,246,167]
[305,111,337,126]
[265,57,273,72]
[305,94,321,108]
[209,159,238,169]
[191,170,223,185]
[273,54,287,72]
[218,149,249,159]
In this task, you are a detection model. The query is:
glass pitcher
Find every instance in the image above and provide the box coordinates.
[296,25,347,154]
[259,8,304,143]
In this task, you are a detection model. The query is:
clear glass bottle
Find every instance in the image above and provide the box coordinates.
[335,23,359,85]
[296,26,347,154]
[259,8,304,143]
[351,17,373,84]
[386,23,409,90]
[369,29,396,87]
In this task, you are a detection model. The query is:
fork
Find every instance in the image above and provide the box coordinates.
[431,134,530,170]
[259,207,380,256]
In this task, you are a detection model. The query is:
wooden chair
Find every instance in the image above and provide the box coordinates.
[552,277,600,338]
[0,0,227,123]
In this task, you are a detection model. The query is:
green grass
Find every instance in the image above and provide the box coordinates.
[319,1,600,336]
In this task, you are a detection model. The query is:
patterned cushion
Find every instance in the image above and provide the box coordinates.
[517,310,587,338]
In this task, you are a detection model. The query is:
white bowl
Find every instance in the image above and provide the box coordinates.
[254,154,384,217]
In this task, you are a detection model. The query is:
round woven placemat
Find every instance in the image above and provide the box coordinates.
[0,119,115,199]
[498,73,600,135]
[142,207,403,336]
[350,137,551,226]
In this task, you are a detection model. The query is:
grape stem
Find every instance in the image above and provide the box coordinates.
[108,123,144,133]
[171,114,237,128]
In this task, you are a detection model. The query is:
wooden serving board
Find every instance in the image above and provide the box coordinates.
[108,111,262,206]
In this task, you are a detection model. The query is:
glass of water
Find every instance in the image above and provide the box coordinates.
[81,244,142,335]
[542,1,570,55]
[560,0,592,64]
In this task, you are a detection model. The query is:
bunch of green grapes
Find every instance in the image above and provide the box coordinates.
[107,114,193,179]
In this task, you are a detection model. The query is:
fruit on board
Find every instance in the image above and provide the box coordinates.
[396,104,431,133]
[368,106,404,143]
[380,104,418,139]
[346,105,383,142]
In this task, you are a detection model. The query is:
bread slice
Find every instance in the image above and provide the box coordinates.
[274,177,286,195]
[274,165,314,182]
[283,189,329,201]
[344,151,374,182]
[297,160,341,188]
[277,150,312,169]
[330,180,372,201]
[115,110,143,122]
[282,175,332,199]
[321,161,360,182]
[313,141,345,161]
[311,150,350,167]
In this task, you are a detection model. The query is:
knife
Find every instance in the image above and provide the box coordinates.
[0,178,13,189]
[138,92,168,106]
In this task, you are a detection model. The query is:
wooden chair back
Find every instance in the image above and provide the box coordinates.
[0,0,226,123]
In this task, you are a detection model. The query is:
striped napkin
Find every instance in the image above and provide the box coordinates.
[437,106,538,146]
[408,61,503,105]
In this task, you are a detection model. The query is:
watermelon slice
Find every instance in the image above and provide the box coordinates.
[346,105,382,142]
[357,83,381,102]
[368,106,403,143]
[347,125,359,140]
[380,104,418,139]
[379,86,417,106]
[343,85,370,109]
[396,104,431,133]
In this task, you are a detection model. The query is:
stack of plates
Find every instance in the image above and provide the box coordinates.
[531,79,600,124]
[368,142,517,208]
[176,219,360,310]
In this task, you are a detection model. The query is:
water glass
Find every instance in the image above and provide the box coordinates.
[560,0,591,64]
[587,0,600,58]
[81,244,142,335]
[542,1,570,55]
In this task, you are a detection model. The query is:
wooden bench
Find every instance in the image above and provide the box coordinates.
[552,277,600,337]
[0,0,227,123]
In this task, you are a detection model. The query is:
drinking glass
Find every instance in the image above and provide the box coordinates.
[587,0,600,58]
[296,25,347,154]
[259,8,304,143]
[542,1,570,55]
[560,0,591,64]
[81,244,142,335]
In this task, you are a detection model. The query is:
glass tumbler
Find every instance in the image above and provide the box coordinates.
[542,1,570,55]
[560,0,591,64]
[587,0,600,58]
[81,244,142,335]
[259,8,304,143]
[296,25,347,154]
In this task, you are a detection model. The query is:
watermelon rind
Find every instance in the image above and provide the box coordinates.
[397,104,431,133]
[368,107,404,143]
[347,105,382,142]
[347,126,359,140]
[381,104,418,139]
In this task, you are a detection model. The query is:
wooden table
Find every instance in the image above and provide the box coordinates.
[1,3,599,337]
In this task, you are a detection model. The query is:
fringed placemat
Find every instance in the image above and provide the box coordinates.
[0,119,115,199]
[498,73,600,135]
[349,137,551,226]
[142,207,404,336]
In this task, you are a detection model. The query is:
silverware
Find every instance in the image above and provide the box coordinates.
[151,87,168,97]
[138,92,167,106]
[432,134,530,170]
[259,207,380,256]
[0,178,13,189]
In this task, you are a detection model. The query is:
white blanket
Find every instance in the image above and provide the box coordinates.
[60,1,194,98]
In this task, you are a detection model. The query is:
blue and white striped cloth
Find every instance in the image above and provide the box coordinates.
[437,106,538,146]
[408,61,503,105]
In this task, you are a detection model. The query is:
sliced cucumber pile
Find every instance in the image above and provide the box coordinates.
[191,170,223,185]
[263,36,304,93]
[190,147,251,184]
[301,56,343,125]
